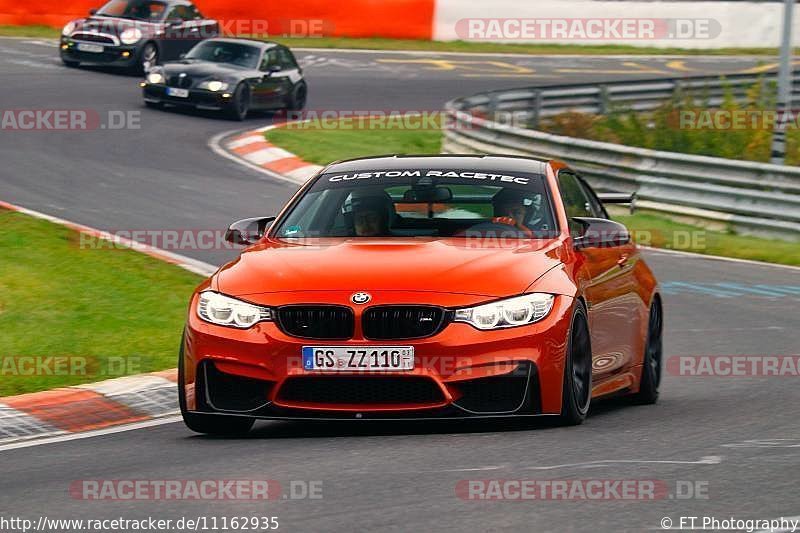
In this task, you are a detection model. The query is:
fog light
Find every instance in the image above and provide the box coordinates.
[121,51,131,58]
[61,44,68,50]
[139,82,146,88]
[222,93,231,98]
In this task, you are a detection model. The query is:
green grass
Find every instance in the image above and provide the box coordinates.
[0,25,789,56]
[266,119,442,165]
[0,209,202,396]
[612,210,800,266]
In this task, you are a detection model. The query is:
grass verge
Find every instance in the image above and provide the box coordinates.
[0,208,201,396]
[265,125,799,266]
[0,25,788,56]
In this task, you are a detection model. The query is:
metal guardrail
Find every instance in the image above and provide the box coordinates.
[443,72,800,241]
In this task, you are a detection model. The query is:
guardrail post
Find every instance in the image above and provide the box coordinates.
[531,90,542,128]
[599,85,610,115]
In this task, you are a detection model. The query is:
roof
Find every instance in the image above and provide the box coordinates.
[325,154,549,174]
[201,37,276,49]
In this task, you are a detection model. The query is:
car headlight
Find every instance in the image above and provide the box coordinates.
[120,28,143,45]
[454,293,555,330]
[198,80,229,92]
[62,21,77,36]
[197,291,272,329]
[146,71,164,84]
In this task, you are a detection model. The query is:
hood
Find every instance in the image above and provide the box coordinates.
[71,16,160,38]
[160,61,247,83]
[216,237,565,299]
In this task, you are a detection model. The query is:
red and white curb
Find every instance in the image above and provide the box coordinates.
[218,124,323,184]
[0,371,178,445]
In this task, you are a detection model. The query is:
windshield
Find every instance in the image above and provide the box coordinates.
[184,41,261,69]
[274,169,557,239]
[96,0,167,20]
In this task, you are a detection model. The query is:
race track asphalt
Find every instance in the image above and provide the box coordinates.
[0,38,798,532]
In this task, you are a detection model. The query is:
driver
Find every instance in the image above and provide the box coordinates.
[492,189,533,236]
[351,194,392,237]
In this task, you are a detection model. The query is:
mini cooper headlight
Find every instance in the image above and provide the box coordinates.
[454,293,555,330]
[198,80,229,92]
[146,71,164,84]
[62,21,77,36]
[120,28,143,45]
[197,291,272,328]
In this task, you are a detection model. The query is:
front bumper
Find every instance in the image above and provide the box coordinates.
[142,84,231,111]
[182,293,575,420]
[60,38,139,67]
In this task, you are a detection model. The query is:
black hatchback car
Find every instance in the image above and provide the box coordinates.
[141,38,307,120]
[60,0,219,73]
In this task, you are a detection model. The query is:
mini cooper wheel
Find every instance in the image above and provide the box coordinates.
[178,335,255,436]
[226,83,250,121]
[139,42,159,73]
[287,82,307,111]
[629,297,663,405]
[557,301,592,425]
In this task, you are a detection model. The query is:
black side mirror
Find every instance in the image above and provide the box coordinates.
[225,217,275,245]
[268,64,282,73]
[572,217,631,249]
[89,8,97,15]
[179,52,186,59]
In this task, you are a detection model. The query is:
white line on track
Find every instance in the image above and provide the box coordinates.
[523,455,723,471]
[0,416,182,452]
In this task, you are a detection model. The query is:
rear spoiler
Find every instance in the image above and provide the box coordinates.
[597,192,636,214]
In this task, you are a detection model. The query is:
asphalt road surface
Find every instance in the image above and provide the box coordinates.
[0,37,798,532]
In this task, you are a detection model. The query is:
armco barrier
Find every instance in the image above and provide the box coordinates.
[0,0,435,39]
[444,74,800,242]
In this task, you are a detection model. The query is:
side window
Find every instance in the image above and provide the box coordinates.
[277,47,298,70]
[576,176,607,219]
[558,171,595,236]
[260,49,280,71]
[187,5,202,19]
[166,6,190,21]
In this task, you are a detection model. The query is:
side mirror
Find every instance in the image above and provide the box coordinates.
[225,217,275,245]
[179,52,186,59]
[89,8,97,15]
[268,64,282,73]
[572,217,631,249]
[597,191,637,214]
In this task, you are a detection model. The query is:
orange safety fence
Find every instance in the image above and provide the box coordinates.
[0,0,435,40]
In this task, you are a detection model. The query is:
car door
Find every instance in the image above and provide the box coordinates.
[557,170,640,383]
[254,47,295,109]
[161,4,202,60]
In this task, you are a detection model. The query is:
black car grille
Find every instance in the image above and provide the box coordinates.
[276,306,354,340]
[277,376,444,405]
[71,33,115,44]
[167,75,193,88]
[362,306,448,340]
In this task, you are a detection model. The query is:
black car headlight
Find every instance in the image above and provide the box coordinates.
[454,293,555,330]
[198,80,231,92]
[146,71,165,84]
[120,28,143,45]
[197,291,272,328]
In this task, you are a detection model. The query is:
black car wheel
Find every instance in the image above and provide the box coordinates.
[178,333,255,436]
[629,296,663,405]
[557,301,592,425]
[287,82,307,111]
[139,42,159,73]
[226,83,250,121]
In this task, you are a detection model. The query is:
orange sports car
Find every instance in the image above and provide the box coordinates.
[179,155,662,434]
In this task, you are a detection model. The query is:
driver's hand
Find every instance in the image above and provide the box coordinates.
[492,216,517,227]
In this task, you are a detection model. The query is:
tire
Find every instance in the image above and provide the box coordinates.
[286,82,307,111]
[62,59,80,68]
[138,42,159,74]
[556,301,593,426]
[178,333,255,436]
[226,83,250,121]
[629,296,663,405]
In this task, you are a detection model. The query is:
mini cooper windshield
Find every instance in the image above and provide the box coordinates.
[275,169,557,239]
[95,0,168,21]
[184,41,262,69]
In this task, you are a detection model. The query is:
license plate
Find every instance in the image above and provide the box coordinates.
[77,43,104,53]
[167,87,189,98]
[302,346,414,371]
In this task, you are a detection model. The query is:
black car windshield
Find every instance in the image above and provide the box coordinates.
[274,169,557,239]
[96,0,168,21]
[185,41,261,69]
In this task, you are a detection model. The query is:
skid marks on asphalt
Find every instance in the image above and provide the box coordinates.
[660,281,800,299]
